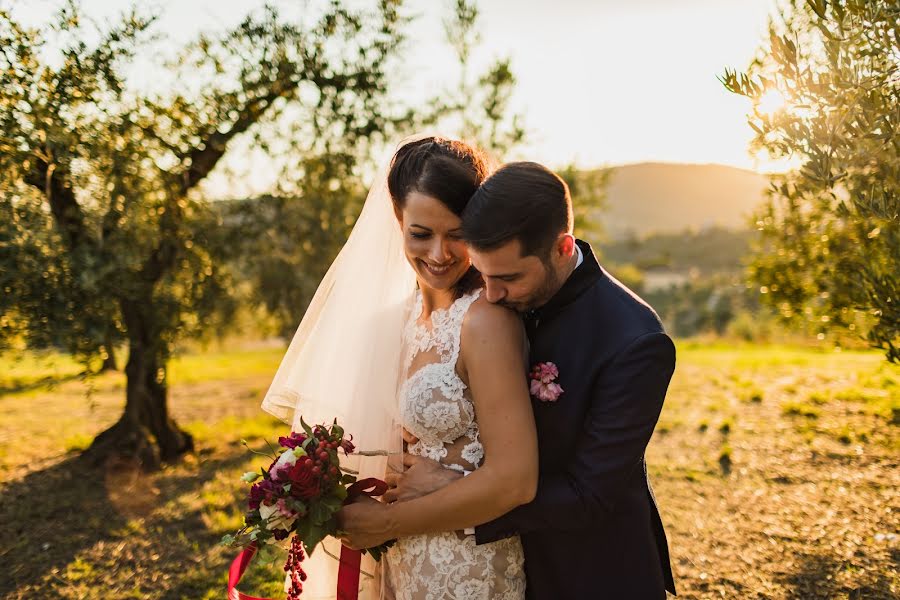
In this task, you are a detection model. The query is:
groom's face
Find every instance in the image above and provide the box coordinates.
[468,239,561,313]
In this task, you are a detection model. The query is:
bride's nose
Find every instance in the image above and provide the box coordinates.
[428,239,452,263]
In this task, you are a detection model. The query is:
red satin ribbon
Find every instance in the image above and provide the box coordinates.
[228,542,269,600]
[226,477,388,600]
[337,478,390,600]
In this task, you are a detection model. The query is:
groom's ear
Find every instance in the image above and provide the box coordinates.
[555,233,576,259]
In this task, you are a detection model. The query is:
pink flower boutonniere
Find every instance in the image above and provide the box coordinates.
[530,361,564,402]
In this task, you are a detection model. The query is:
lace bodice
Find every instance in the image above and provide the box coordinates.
[383,286,525,600]
[399,288,483,472]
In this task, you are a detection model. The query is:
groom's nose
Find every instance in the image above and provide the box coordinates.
[484,280,507,304]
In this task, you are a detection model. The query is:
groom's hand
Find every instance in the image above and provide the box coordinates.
[383,453,462,503]
[336,495,394,551]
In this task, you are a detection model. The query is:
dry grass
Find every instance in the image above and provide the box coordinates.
[0,341,897,599]
[649,342,899,599]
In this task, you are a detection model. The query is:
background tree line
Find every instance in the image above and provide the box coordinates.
[2,0,895,473]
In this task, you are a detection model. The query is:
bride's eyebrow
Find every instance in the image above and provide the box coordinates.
[410,224,463,234]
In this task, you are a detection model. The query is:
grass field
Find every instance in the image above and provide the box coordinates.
[0,341,897,599]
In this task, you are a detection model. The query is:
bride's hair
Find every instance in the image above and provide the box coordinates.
[387,136,489,296]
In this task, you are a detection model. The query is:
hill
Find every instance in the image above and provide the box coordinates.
[600,226,756,276]
[590,162,771,238]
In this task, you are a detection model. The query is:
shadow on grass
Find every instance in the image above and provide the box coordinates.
[0,371,89,396]
[0,445,268,599]
[0,454,124,596]
[776,551,897,599]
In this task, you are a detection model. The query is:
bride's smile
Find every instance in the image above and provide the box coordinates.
[419,259,456,276]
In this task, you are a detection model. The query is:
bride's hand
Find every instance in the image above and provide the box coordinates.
[336,495,394,551]
[401,428,418,452]
[402,428,419,445]
[383,454,462,503]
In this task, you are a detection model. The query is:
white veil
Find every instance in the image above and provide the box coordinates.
[260,138,421,599]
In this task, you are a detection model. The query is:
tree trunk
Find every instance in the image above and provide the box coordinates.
[83,300,193,470]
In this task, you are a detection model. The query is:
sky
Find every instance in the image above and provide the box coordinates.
[10,0,783,196]
[398,0,779,171]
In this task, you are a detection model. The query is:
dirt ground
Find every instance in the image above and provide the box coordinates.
[647,347,898,598]
[0,343,897,599]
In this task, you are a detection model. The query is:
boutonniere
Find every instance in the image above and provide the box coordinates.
[529,361,564,402]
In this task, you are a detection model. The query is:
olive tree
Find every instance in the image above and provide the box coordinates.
[0,0,405,467]
[721,0,899,361]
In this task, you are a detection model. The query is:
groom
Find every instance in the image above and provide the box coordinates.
[341,162,677,598]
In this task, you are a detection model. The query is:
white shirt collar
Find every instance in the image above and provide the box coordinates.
[574,243,584,269]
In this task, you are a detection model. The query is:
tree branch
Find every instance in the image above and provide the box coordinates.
[141,79,299,283]
[177,80,298,195]
[24,153,92,253]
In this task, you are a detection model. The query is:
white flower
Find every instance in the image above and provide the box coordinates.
[271,449,299,477]
[241,471,260,483]
[258,501,296,532]
[453,578,489,599]
[258,502,278,522]
[422,401,460,433]
[461,442,483,467]
[427,535,456,565]
[404,535,427,556]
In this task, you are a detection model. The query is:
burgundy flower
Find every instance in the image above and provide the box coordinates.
[278,431,307,450]
[248,478,281,510]
[286,460,322,499]
[340,435,355,454]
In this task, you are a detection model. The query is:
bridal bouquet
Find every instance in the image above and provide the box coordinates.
[223,418,392,599]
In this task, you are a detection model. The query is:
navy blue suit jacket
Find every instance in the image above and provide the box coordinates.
[475,240,677,599]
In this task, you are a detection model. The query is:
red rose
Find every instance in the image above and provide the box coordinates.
[286,460,321,499]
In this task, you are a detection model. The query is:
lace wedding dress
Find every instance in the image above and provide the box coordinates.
[380,287,526,600]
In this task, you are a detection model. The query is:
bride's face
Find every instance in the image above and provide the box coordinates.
[397,191,471,292]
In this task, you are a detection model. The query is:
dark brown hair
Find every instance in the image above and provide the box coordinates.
[461,161,573,259]
[387,137,489,214]
[388,137,490,295]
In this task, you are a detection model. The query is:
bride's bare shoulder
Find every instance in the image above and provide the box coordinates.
[460,293,524,345]
[458,293,527,381]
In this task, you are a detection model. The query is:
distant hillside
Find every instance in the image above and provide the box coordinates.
[589,162,771,238]
[600,227,756,275]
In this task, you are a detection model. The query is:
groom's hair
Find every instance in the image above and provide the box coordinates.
[462,162,573,260]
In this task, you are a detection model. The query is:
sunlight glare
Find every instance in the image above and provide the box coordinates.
[757,89,787,116]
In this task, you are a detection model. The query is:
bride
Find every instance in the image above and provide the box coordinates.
[261,136,538,599]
